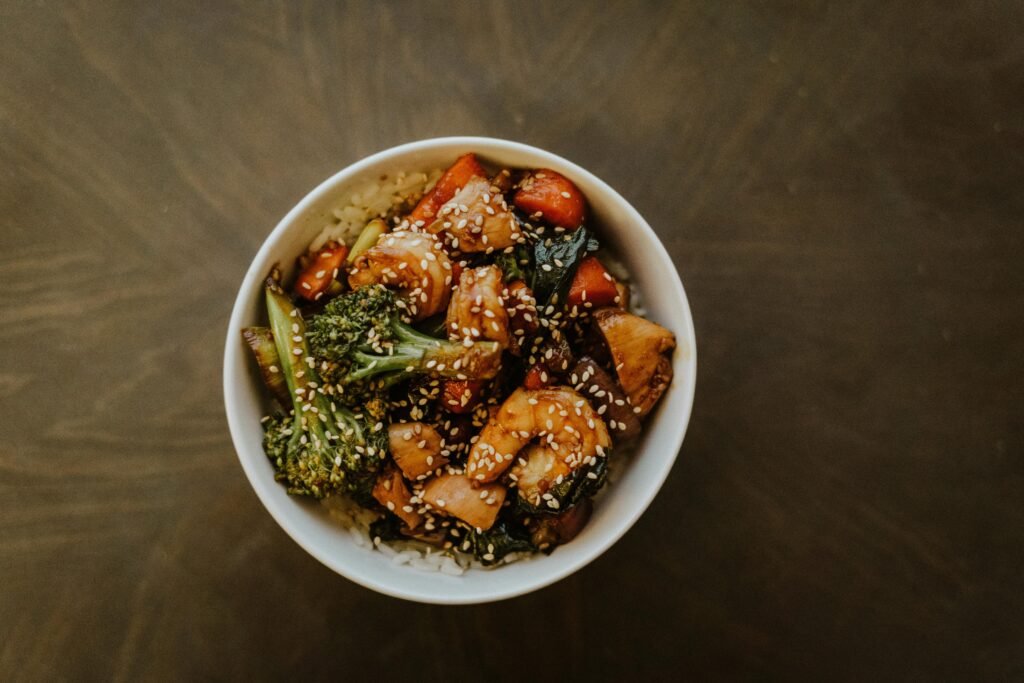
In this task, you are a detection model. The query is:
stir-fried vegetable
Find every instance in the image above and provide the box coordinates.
[513,169,586,229]
[531,226,597,308]
[567,255,619,309]
[241,326,291,406]
[295,241,348,302]
[307,285,502,386]
[346,218,388,264]
[261,278,386,500]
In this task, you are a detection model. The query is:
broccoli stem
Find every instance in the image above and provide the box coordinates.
[347,347,428,381]
[344,333,501,383]
[265,280,329,443]
[307,284,503,387]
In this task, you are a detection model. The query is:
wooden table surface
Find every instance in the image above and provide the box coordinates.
[3,1,1022,680]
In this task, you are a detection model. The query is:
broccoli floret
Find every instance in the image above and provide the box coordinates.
[262,278,386,500]
[307,285,502,387]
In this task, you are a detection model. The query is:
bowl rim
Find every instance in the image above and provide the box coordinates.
[223,136,697,604]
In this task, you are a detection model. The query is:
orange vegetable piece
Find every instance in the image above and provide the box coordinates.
[512,169,586,229]
[567,255,618,308]
[294,241,348,302]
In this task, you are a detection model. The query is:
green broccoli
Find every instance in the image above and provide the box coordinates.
[307,285,502,386]
[262,278,386,500]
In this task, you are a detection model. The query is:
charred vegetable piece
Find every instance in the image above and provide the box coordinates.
[529,497,593,551]
[388,422,447,480]
[523,363,552,390]
[505,279,538,356]
[368,514,405,544]
[307,285,502,387]
[593,308,675,417]
[421,473,507,530]
[570,356,641,442]
[532,335,574,377]
[567,255,619,309]
[241,326,291,406]
[346,218,388,264]
[410,153,488,225]
[372,464,422,529]
[513,169,586,229]
[440,379,486,414]
[295,241,348,302]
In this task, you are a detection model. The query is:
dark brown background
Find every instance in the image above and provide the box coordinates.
[2,1,1022,680]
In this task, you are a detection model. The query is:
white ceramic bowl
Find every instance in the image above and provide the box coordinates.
[223,137,697,604]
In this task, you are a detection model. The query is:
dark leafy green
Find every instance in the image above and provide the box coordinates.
[464,520,536,565]
[514,453,610,516]
[369,514,405,543]
[530,227,598,307]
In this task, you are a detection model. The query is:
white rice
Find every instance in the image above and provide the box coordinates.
[308,169,441,252]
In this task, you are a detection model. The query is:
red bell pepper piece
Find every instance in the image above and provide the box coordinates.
[523,363,553,390]
[441,379,486,414]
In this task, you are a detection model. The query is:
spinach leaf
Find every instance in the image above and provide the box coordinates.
[369,514,405,543]
[531,227,599,308]
[465,519,536,565]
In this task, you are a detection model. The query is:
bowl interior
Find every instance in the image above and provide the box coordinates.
[224,137,696,604]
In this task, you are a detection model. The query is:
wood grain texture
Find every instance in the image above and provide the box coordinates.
[2,1,1022,680]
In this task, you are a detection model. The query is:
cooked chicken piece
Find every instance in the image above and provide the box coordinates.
[372,464,422,529]
[593,308,675,417]
[388,422,448,480]
[420,473,507,530]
